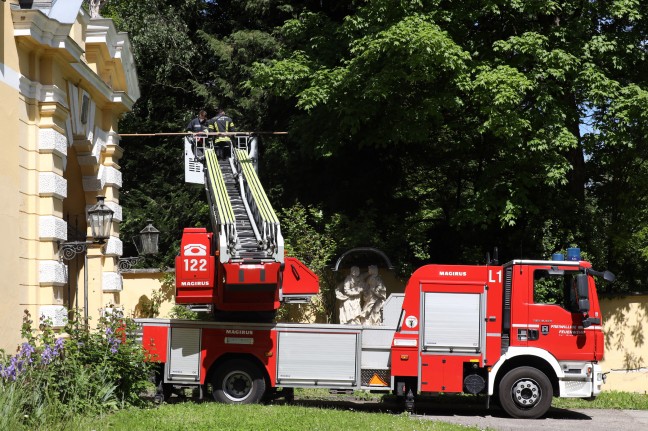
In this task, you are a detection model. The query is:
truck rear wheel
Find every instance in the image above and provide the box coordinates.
[211,359,266,404]
[498,366,552,419]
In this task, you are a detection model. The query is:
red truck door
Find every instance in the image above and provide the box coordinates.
[525,264,597,361]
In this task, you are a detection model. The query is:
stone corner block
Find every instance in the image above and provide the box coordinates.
[38,172,67,199]
[103,236,123,257]
[39,216,67,242]
[102,272,123,292]
[39,260,68,286]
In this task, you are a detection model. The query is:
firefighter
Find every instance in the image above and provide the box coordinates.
[185,110,208,133]
[185,110,209,161]
[208,107,236,159]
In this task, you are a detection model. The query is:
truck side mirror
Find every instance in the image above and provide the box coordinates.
[576,274,589,299]
[575,274,590,314]
[603,270,616,282]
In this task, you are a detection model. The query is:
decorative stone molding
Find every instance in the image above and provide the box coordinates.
[103,236,123,257]
[81,165,121,192]
[103,166,122,188]
[82,175,102,192]
[102,272,123,292]
[94,126,108,147]
[18,75,42,100]
[39,305,68,328]
[39,172,67,199]
[12,7,84,62]
[38,128,68,158]
[86,19,140,101]
[39,260,68,286]
[77,129,103,166]
[104,201,123,222]
[65,117,73,148]
[106,131,121,148]
[77,153,100,166]
[13,3,138,115]
[39,84,69,109]
[39,215,67,241]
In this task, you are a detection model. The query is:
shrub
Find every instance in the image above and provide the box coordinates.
[0,309,154,429]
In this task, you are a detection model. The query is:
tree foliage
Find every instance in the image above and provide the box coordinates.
[106,1,648,292]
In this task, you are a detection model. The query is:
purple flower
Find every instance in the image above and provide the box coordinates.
[20,342,35,364]
[4,361,17,381]
[53,338,65,355]
[105,327,114,336]
[41,345,54,365]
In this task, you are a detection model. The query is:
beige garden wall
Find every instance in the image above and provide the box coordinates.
[599,294,648,393]
[121,270,175,318]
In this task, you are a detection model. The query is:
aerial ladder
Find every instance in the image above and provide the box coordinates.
[175,135,318,317]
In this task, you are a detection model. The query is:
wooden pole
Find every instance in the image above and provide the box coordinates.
[118,131,288,137]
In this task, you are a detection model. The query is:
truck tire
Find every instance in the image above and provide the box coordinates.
[498,366,553,419]
[211,359,266,404]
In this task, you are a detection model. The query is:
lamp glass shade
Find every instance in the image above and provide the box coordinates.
[87,196,114,241]
[139,220,160,255]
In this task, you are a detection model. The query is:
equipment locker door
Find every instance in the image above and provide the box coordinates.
[419,283,486,394]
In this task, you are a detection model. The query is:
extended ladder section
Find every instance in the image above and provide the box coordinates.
[204,149,237,262]
[178,136,318,311]
[233,148,283,261]
[203,147,284,264]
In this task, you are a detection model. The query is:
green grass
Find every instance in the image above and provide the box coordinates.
[67,389,648,431]
[552,390,648,410]
[78,403,477,431]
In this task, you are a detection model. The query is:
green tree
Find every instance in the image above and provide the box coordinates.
[251,1,648,287]
[106,0,648,294]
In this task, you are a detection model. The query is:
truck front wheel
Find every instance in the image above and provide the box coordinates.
[211,359,266,404]
[498,366,552,419]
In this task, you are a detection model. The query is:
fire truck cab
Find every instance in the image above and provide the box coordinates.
[391,256,609,418]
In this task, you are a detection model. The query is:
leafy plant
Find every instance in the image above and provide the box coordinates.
[0,309,154,430]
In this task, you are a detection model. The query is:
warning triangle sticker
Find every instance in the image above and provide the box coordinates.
[368,374,388,386]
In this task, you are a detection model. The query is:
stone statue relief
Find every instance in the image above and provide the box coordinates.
[362,265,387,325]
[336,266,364,324]
[337,265,387,325]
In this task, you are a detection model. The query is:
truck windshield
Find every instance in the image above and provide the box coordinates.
[533,269,582,313]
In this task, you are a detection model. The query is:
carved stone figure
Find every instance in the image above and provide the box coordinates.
[338,266,364,324]
[335,282,349,324]
[362,265,387,325]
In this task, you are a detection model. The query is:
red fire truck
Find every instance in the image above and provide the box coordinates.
[137,139,614,419]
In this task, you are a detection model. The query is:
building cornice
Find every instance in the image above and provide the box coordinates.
[85,18,140,102]
[13,6,140,111]
[12,8,84,63]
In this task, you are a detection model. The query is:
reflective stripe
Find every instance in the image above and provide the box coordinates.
[511,323,539,329]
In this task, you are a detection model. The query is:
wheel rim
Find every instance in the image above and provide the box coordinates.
[222,370,253,402]
[510,377,542,409]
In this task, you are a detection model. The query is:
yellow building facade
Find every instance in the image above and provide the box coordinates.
[0,1,138,352]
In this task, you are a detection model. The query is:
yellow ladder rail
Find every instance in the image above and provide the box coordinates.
[205,149,235,226]
[235,149,279,224]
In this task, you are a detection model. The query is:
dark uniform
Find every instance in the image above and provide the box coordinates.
[208,112,236,159]
[186,113,208,160]
[185,116,208,133]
